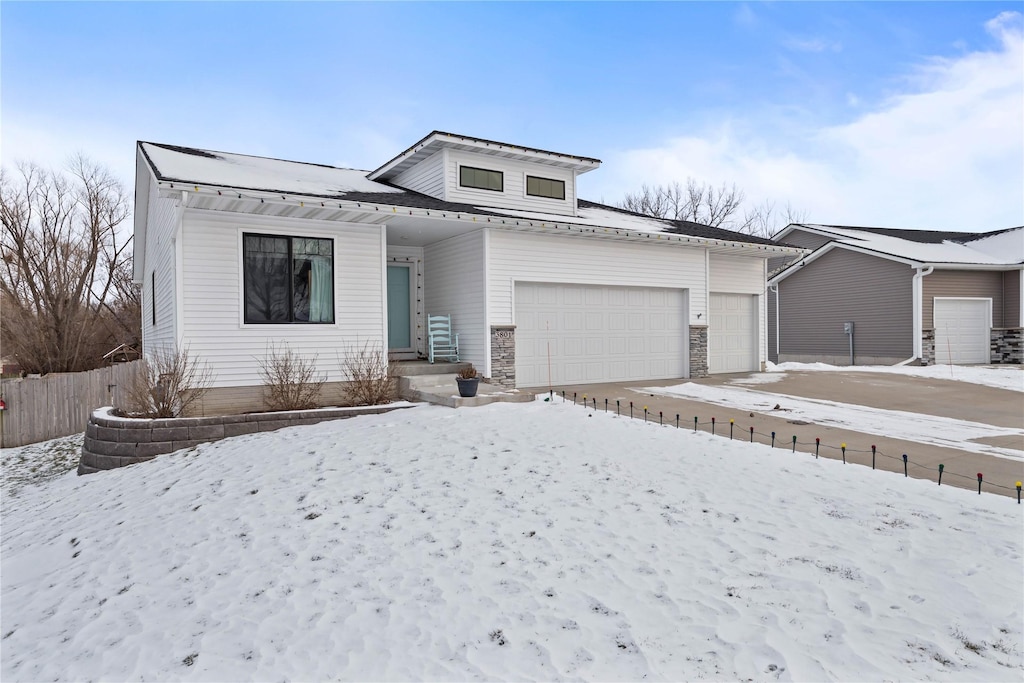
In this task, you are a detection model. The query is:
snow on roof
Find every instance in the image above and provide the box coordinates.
[962,227,1024,263]
[139,142,403,197]
[794,224,1023,265]
[480,203,677,235]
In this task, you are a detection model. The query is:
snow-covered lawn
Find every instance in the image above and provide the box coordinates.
[763,361,1024,393]
[2,400,1022,681]
[1,432,83,497]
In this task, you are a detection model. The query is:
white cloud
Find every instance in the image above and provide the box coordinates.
[599,12,1024,231]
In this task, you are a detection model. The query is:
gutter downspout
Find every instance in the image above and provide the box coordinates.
[905,265,934,364]
[768,284,779,365]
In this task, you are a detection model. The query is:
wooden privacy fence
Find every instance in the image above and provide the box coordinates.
[0,361,143,448]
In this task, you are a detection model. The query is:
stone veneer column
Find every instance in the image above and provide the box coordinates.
[490,325,516,388]
[991,327,1023,364]
[689,325,709,378]
[921,329,935,366]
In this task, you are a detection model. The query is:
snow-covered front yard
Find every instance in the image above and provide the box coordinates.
[2,398,1022,681]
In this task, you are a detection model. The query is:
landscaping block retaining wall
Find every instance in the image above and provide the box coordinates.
[79,404,413,475]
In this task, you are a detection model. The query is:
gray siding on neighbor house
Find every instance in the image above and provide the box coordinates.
[775,248,914,362]
[768,229,833,274]
[922,270,1004,328]
[1002,270,1020,328]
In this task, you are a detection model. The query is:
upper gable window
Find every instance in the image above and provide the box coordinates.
[526,175,566,200]
[459,165,503,192]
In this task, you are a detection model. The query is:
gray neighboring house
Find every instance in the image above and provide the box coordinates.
[768,224,1023,366]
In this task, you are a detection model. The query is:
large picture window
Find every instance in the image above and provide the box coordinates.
[243,233,334,324]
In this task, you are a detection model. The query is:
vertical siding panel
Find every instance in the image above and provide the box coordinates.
[424,231,487,370]
[487,230,710,329]
[777,248,914,361]
[143,175,181,354]
[391,150,445,199]
[179,210,385,388]
[922,270,1004,328]
[1004,270,1021,328]
[444,150,577,217]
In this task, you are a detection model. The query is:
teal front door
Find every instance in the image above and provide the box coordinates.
[387,264,413,353]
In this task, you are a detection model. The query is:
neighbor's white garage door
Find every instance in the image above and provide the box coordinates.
[933,298,990,364]
[709,293,758,374]
[515,282,686,387]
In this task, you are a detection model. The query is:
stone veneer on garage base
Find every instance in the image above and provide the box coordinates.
[79,404,413,475]
[688,325,709,378]
[489,325,516,389]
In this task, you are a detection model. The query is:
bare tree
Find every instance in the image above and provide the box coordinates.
[620,179,746,229]
[0,156,133,374]
[742,200,810,239]
[621,178,807,238]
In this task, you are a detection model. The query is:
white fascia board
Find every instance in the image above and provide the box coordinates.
[920,263,1024,271]
[769,241,923,285]
[160,183,806,255]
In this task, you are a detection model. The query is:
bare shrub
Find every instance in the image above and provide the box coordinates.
[119,347,213,418]
[258,343,326,411]
[341,342,395,406]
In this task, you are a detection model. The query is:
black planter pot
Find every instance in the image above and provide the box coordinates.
[456,377,480,398]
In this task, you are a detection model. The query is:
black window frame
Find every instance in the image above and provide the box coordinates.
[526,175,566,200]
[459,165,504,192]
[242,232,335,325]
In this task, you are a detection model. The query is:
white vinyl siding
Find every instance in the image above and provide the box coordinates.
[487,230,706,326]
[933,298,991,364]
[391,149,445,199]
[180,209,385,388]
[142,173,180,354]
[424,230,487,371]
[445,149,576,216]
[515,282,686,387]
[709,254,766,369]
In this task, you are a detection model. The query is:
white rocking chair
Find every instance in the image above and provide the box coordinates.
[427,314,460,363]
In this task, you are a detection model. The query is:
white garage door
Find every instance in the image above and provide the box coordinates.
[515,282,686,388]
[934,298,990,364]
[709,293,758,374]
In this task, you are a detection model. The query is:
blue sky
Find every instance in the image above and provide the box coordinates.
[3,1,1022,231]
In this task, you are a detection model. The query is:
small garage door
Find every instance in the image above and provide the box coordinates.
[934,298,990,364]
[515,282,686,387]
[709,293,758,374]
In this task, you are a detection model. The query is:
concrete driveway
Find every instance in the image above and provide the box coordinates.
[550,369,1024,499]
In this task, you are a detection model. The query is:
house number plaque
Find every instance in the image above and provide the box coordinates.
[494,330,514,339]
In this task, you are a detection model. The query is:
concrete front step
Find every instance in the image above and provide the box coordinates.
[391,360,471,376]
[398,373,535,408]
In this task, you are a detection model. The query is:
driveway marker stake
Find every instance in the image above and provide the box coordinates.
[815,438,820,458]
[902,454,908,477]
[938,464,944,486]
[792,435,796,453]
[977,472,983,495]
[771,432,775,448]
[711,417,716,436]
[871,445,876,469]
[729,419,734,440]
[749,426,754,442]
[841,443,846,463]
[694,417,698,432]
[1017,481,1021,504]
